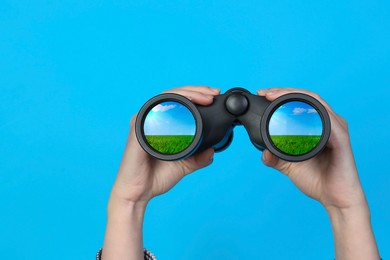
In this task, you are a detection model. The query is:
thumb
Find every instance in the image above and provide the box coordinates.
[180,148,215,175]
[261,150,290,175]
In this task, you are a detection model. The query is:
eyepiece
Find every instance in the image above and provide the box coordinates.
[135,94,203,161]
[261,93,331,162]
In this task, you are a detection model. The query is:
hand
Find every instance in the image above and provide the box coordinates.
[258,87,380,260]
[102,86,220,260]
[111,86,220,205]
[258,87,363,210]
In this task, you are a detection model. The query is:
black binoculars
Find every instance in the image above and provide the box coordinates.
[135,88,330,162]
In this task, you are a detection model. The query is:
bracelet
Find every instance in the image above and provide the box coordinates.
[144,248,157,260]
[96,248,102,260]
[96,247,157,260]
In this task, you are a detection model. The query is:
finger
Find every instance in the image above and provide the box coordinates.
[162,89,216,105]
[178,86,220,95]
[125,113,149,157]
[115,114,151,181]
[262,149,279,168]
[178,148,215,175]
[258,87,334,112]
[257,88,269,96]
[261,150,290,175]
[128,114,141,145]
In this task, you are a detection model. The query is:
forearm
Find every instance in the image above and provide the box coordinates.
[327,203,380,260]
[101,193,147,260]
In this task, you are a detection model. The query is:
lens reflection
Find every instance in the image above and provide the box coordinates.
[143,101,196,154]
[268,101,323,155]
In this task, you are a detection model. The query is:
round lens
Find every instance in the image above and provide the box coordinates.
[268,101,323,156]
[143,101,196,155]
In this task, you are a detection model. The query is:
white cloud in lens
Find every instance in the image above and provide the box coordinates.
[152,104,176,112]
[292,107,306,115]
[292,107,318,115]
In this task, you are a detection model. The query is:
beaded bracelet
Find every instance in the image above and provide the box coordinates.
[96,247,157,260]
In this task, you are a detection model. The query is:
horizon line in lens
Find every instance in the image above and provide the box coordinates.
[270,134,322,136]
[146,134,194,136]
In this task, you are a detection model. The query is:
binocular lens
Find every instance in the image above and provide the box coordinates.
[268,101,323,156]
[143,101,196,154]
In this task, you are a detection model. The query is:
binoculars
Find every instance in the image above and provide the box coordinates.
[135,88,330,162]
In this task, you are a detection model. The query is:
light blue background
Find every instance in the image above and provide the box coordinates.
[1,1,389,259]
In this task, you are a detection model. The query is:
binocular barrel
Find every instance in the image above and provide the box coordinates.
[136,88,331,162]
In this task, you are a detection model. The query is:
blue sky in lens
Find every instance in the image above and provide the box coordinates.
[269,101,323,136]
[144,101,196,135]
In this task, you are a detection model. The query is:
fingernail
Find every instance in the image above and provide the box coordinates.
[211,88,220,94]
[257,89,266,95]
[266,89,278,95]
[205,94,214,100]
[186,96,192,101]
[209,156,214,163]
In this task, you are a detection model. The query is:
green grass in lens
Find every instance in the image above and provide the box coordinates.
[270,135,321,155]
[145,135,194,154]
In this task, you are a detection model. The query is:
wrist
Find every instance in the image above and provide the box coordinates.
[320,178,368,213]
[325,198,372,236]
[326,203,371,226]
[102,191,147,260]
[326,203,380,260]
[107,191,148,217]
[109,179,152,207]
